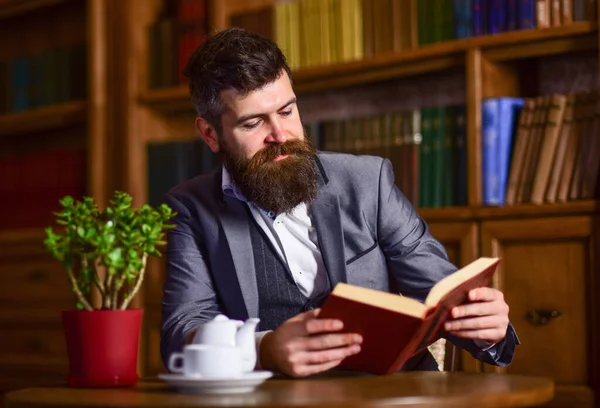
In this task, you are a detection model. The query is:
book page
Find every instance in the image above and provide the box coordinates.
[425,257,500,307]
[330,283,428,318]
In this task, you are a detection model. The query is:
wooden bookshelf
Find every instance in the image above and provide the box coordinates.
[0,0,65,18]
[3,0,600,406]
[140,22,598,111]
[0,101,87,137]
[0,0,109,396]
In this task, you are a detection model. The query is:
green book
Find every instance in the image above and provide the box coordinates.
[419,108,433,208]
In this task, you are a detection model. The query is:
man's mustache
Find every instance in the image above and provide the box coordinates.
[250,140,315,167]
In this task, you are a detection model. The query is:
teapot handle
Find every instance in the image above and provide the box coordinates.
[168,353,186,374]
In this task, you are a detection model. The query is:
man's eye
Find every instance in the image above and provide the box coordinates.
[242,120,260,130]
[280,110,292,117]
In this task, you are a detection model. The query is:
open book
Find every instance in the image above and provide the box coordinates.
[318,257,501,375]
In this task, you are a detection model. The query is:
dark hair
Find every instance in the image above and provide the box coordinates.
[184,27,292,134]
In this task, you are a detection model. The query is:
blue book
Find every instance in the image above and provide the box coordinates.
[518,0,536,29]
[453,0,474,38]
[9,58,29,112]
[481,98,499,205]
[506,0,518,30]
[473,0,489,36]
[482,97,525,205]
[489,0,507,34]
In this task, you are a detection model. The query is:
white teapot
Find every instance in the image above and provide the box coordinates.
[192,314,260,372]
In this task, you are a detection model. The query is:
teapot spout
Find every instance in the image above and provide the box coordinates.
[236,318,260,372]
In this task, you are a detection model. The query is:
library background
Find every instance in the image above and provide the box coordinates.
[0,0,599,406]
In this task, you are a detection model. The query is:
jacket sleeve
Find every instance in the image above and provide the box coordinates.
[160,192,222,367]
[375,158,519,366]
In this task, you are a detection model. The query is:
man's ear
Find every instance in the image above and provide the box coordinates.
[195,117,220,153]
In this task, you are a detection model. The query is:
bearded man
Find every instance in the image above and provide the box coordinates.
[161,28,519,377]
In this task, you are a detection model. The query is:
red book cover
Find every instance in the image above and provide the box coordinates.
[318,257,501,375]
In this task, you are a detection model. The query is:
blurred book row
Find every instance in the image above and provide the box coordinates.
[143,89,600,212]
[146,0,597,89]
[448,0,594,40]
[147,138,220,207]
[0,44,86,114]
[144,106,467,210]
[261,0,596,70]
[305,106,468,208]
[0,148,86,230]
[148,0,209,89]
[483,91,600,206]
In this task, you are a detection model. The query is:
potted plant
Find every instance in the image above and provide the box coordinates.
[44,191,175,387]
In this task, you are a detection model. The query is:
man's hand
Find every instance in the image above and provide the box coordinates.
[260,309,362,377]
[444,287,509,344]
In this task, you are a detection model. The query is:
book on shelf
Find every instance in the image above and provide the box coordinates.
[318,257,501,375]
[500,89,600,206]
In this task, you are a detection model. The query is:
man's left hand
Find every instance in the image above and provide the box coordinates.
[444,287,509,344]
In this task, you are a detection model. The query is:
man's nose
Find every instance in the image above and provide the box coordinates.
[266,118,287,143]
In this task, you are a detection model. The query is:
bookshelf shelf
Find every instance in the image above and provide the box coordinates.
[475,21,596,51]
[0,227,45,241]
[0,0,65,19]
[140,22,598,112]
[0,101,87,137]
[473,200,600,219]
[138,86,192,112]
[419,200,600,222]
[419,207,474,222]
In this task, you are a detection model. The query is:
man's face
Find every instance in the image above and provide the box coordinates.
[219,70,304,159]
[215,71,318,214]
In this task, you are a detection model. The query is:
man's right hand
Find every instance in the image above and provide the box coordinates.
[259,309,363,377]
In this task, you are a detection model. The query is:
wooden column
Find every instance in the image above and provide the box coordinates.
[466,49,483,207]
[87,0,108,208]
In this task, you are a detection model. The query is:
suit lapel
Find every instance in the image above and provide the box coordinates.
[310,189,348,289]
[216,196,258,319]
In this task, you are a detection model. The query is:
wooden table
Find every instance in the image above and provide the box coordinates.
[3,372,554,408]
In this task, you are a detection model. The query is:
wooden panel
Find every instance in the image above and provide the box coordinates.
[0,259,72,303]
[481,217,593,406]
[481,58,521,99]
[0,328,67,371]
[427,222,478,267]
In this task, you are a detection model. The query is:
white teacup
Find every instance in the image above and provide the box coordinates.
[168,344,243,378]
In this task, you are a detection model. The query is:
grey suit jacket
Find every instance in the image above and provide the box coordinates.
[161,152,519,369]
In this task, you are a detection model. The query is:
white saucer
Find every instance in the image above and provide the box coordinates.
[158,370,273,394]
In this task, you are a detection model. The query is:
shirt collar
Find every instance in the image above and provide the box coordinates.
[221,167,280,220]
[221,166,249,203]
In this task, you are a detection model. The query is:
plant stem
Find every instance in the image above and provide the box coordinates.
[120,253,148,310]
[104,271,114,309]
[83,255,104,297]
[112,284,119,310]
[67,267,93,311]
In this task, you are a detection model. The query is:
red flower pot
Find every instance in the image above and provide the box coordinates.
[62,309,143,387]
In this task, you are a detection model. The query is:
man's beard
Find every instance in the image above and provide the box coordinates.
[220,139,319,214]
